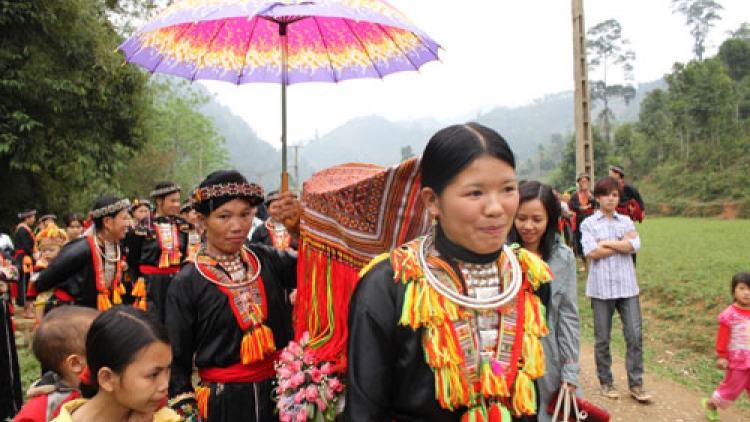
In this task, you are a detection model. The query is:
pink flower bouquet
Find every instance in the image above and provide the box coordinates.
[275,332,344,422]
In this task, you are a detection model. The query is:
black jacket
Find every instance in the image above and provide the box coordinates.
[346,259,537,422]
[166,244,297,398]
[36,237,99,308]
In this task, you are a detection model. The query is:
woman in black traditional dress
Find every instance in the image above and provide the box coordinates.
[36,197,131,312]
[346,123,552,422]
[123,183,192,321]
[0,254,22,419]
[165,170,297,422]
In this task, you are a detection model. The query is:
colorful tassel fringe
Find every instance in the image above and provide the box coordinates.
[131,278,147,310]
[511,371,537,416]
[479,361,509,397]
[240,325,277,365]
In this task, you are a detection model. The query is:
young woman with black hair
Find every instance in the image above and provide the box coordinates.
[52,306,179,422]
[62,212,86,241]
[165,170,298,422]
[508,180,581,422]
[346,123,553,421]
[36,197,132,312]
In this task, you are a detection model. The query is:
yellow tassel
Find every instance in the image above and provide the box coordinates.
[131,278,146,298]
[240,325,277,365]
[135,298,147,311]
[170,250,181,265]
[434,364,470,411]
[511,371,537,416]
[479,360,509,397]
[521,333,545,379]
[518,249,552,289]
[112,285,122,305]
[97,291,112,311]
[23,256,33,274]
[196,386,210,420]
[158,252,170,269]
[423,324,463,367]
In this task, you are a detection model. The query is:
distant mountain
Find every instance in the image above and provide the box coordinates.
[200,100,283,190]
[301,116,440,170]
[209,79,666,190]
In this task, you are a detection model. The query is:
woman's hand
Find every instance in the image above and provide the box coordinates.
[561,381,577,394]
[278,191,302,237]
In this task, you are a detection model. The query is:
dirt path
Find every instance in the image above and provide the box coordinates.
[577,342,749,422]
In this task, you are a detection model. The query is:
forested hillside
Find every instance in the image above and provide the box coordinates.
[0,1,229,231]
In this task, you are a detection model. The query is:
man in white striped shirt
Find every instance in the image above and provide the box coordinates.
[581,176,652,404]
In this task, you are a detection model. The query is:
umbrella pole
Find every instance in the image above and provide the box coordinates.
[280,23,289,192]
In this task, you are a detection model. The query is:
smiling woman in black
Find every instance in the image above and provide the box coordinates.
[165,170,297,422]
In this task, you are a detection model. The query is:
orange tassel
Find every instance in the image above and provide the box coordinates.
[97,291,112,311]
[480,361,509,397]
[112,284,122,305]
[196,386,210,419]
[170,251,181,266]
[158,253,170,269]
[131,278,146,298]
[135,298,147,311]
[240,326,277,364]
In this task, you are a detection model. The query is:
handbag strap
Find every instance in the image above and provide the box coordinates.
[551,388,582,422]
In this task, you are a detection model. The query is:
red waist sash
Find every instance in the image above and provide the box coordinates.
[198,351,279,384]
[54,289,75,302]
[139,265,180,275]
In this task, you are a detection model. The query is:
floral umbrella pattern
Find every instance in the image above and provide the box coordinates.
[118,0,441,85]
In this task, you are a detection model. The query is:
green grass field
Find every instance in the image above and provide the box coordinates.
[576,217,750,409]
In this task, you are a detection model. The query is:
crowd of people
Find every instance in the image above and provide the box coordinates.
[0,122,745,422]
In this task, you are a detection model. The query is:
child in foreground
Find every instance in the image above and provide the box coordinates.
[14,306,99,422]
[51,306,179,422]
[702,272,750,422]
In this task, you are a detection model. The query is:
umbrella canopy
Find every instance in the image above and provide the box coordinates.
[118,0,441,189]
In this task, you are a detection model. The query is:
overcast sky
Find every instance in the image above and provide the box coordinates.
[200,0,750,148]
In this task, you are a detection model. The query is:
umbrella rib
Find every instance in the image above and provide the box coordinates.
[311,17,339,83]
[341,18,384,79]
[138,23,195,75]
[195,18,232,82]
[377,24,421,71]
[237,16,261,84]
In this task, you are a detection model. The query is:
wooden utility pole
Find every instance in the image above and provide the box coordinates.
[572,0,595,182]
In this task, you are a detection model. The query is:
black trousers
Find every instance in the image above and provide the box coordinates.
[145,272,175,323]
[204,378,275,422]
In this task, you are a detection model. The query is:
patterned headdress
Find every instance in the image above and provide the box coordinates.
[89,199,131,221]
[609,165,625,177]
[150,182,181,198]
[39,214,57,223]
[264,190,280,206]
[192,170,264,215]
[17,209,36,219]
[37,224,69,247]
[130,198,151,212]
